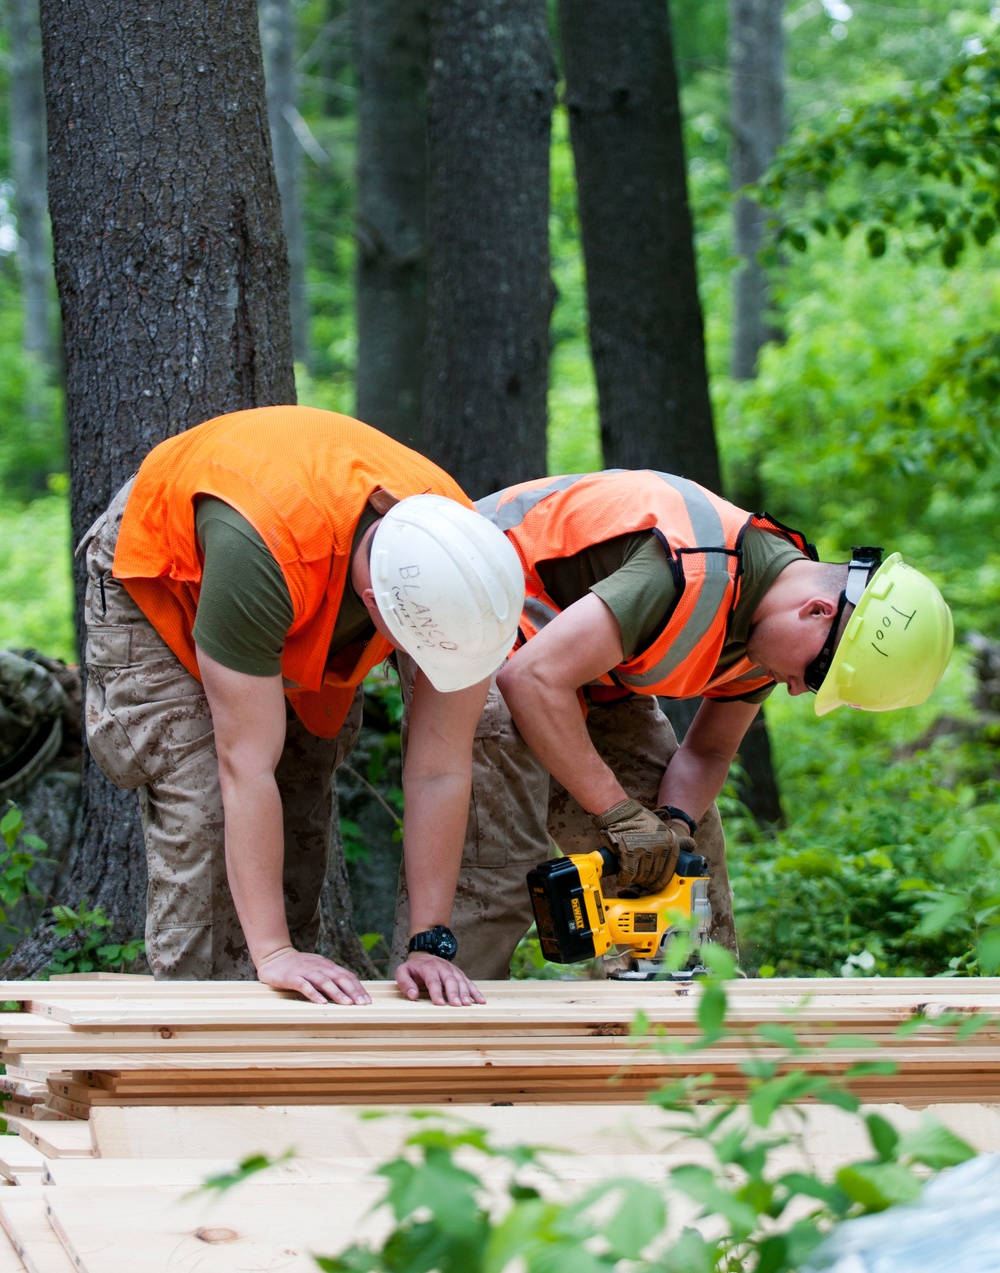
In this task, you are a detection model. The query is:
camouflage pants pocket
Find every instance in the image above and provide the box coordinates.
[85,623,216,791]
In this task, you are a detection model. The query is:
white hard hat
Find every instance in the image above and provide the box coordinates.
[370,495,525,691]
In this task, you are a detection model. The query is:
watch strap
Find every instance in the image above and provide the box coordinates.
[655,805,698,838]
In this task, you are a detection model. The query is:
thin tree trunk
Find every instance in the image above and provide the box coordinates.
[259,0,310,368]
[558,0,719,487]
[3,0,367,980]
[10,0,52,369]
[422,0,555,495]
[10,0,58,496]
[354,0,428,448]
[728,0,786,826]
[729,0,784,380]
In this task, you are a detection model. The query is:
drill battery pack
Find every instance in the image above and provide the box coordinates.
[526,846,711,967]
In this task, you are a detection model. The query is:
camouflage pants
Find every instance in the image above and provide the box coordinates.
[79,481,362,980]
[390,670,737,980]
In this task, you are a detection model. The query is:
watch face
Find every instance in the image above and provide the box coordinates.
[412,925,458,961]
[433,927,458,961]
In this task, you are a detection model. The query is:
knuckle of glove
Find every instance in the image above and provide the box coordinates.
[595,804,681,891]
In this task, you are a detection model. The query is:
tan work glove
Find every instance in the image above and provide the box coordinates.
[593,798,692,892]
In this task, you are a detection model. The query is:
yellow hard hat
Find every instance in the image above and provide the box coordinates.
[813,552,954,717]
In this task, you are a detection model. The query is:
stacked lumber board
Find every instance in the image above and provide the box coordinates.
[1,1102,1000,1272]
[0,977,997,1109]
[0,975,995,1272]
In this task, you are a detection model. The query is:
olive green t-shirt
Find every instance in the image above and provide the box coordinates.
[191,497,378,677]
[537,524,806,703]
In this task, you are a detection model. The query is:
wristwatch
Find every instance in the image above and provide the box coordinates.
[655,805,698,838]
[407,925,458,961]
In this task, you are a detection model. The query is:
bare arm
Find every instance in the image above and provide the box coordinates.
[197,647,371,1005]
[497,593,760,825]
[496,592,629,815]
[657,697,761,822]
[395,669,489,1006]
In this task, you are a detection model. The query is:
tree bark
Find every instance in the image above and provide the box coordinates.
[4,0,368,980]
[558,0,719,487]
[354,0,428,448]
[259,0,310,368]
[729,0,784,380]
[422,0,555,496]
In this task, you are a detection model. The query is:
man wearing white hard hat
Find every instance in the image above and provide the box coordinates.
[79,405,523,1005]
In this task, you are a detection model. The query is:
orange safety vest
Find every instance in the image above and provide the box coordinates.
[113,405,471,736]
[476,471,815,701]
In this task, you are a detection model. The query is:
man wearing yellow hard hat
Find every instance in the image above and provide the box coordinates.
[809,548,954,716]
[389,470,954,979]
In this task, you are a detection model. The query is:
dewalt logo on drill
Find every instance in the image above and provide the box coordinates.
[570,897,585,931]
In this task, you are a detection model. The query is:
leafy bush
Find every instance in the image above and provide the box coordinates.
[0,804,144,975]
[729,660,1000,979]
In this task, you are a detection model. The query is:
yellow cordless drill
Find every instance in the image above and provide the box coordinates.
[526,846,712,981]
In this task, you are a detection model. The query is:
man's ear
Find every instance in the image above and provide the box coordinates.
[800,596,838,620]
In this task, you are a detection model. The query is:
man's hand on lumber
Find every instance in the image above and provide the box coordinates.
[395,952,486,1007]
[255,946,373,1006]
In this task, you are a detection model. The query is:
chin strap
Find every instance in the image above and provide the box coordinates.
[845,545,883,606]
[804,545,884,693]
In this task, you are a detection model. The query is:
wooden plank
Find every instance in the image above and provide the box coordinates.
[7,1039,1000,1069]
[0,1140,47,1182]
[53,1105,1000,1186]
[89,1103,669,1159]
[4,1120,92,1159]
[42,1156,420,1187]
[48,974,154,982]
[0,1189,75,1273]
[0,1231,26,1273]
[4,975,999,996]
[45,1184,386,1273]
[87,1099,1000,1162]
[21,986,1000,1027]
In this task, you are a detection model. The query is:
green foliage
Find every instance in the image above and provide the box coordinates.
[0,805,144,975]
[730,663,1000,979]
[43,899,145,977]
[548,104,600,476]
[510,923,591,981]
[758,45,1000,270]
[0,803,47,946]
[0,480,75,663]
[722,33,1000,643]
[0,268,65,502]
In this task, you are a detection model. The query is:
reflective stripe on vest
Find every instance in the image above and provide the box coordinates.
[477,470,814,701]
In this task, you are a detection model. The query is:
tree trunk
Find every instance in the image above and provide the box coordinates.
[729,0,784,380]
[259,0,310,368]
[422,0,555,496]
[10,0,59,495]
[727,0,786,826]
[10,0,52,365]
[3,0,367,980]
[354,0,428,448]
[558,0,719,487]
